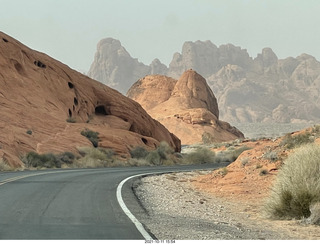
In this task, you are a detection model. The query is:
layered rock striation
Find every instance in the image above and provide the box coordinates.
[127,70,244,145]
[0,32,180,167]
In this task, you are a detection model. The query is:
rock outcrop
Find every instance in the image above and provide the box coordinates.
[0,32,180,167]
[89,38,320,123]
[127,70,244,145]
[88,38,168,94]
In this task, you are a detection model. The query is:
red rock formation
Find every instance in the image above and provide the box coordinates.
[0,32,180,167]
[127,70,244,145]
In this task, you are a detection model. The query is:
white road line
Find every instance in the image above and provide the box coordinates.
[0,169,95,186]
[116,173,154,240]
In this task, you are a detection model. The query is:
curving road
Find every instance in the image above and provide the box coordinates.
[0,164,227,240]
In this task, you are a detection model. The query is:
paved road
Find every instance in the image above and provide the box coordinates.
[0,164,227,240]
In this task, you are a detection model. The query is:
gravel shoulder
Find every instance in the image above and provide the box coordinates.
[133,171,319,240]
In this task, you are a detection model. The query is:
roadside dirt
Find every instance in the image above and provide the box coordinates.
[135,129,320,240]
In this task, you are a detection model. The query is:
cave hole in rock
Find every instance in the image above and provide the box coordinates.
[34,60,46,68]
[141,137,148,145]
[95,105,110,116]
[68,109,72,117]
[2,38,8,43]
[74,97,78,106]
[68,82,74,89]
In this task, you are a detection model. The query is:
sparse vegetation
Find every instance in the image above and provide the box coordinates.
[280,132,314,149]
[26,130,32,135]
[23,152,62,168]
[218,167,228,177]
[129,141,178,166]
[81,129,99,147]
[130,146,150,159]
[0,158,13,171]
[184,147,216,164]
[74,147,116,168]
[262,150,278,162]
[202,132,216,144]
[215,146,251,163]
[66,117,76,123]
[241,157,249,167]
[21,151,77,169]
[259,169,268,176]
[264,144,320,222]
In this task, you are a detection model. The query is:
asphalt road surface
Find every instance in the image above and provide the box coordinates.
[0,164,227,240]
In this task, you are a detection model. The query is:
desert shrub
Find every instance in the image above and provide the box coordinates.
[23,152,61,168]
[280,132,314,149]
[202,132,216,144]
[26,130,32,135]
[264,144,320,221]
[129,141,177,166]
[157,141,174,160]
[22,151,78,169]
[127,158,150,167]
[262,150,278,162]
[66,117,76,123]
[58,152,75,164]
[146,151,162,165]
[81,129,99,147]
[311,124,320,137]
[215,146,251,163]
[259,169,269,176]
[184,147,216,164]
[241,157,249,166]
[75,147,115,168]
[218,167,228,176]
[0,159,12,171]
[130,146,149,159]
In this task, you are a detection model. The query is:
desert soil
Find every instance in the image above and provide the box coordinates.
[134,170,320,240]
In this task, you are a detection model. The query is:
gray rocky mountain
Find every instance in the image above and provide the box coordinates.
[88,38,167,94]
[88,38,320,124]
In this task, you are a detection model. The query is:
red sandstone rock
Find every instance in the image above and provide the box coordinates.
[127,70,244,145]
[0,32,180,167]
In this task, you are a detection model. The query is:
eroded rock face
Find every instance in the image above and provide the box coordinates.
[90,38,320,123]
[88,38,168,94]
[0,32,180,167]
[127,70,244,145]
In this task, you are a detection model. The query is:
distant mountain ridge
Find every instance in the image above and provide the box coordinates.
[88,38,320,123]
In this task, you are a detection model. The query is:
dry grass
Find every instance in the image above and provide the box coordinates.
[264,143,320,223]
[0,158,13,171]
[74,147,115,168]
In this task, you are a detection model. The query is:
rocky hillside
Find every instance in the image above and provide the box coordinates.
[0,32,180,167]
[127,70,244,145]
[88,38,320,123]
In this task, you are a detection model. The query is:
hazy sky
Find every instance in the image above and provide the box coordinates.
[1,0,320,73]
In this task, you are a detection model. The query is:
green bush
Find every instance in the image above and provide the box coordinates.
[81,129,99,147]
[264,144,320,220]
